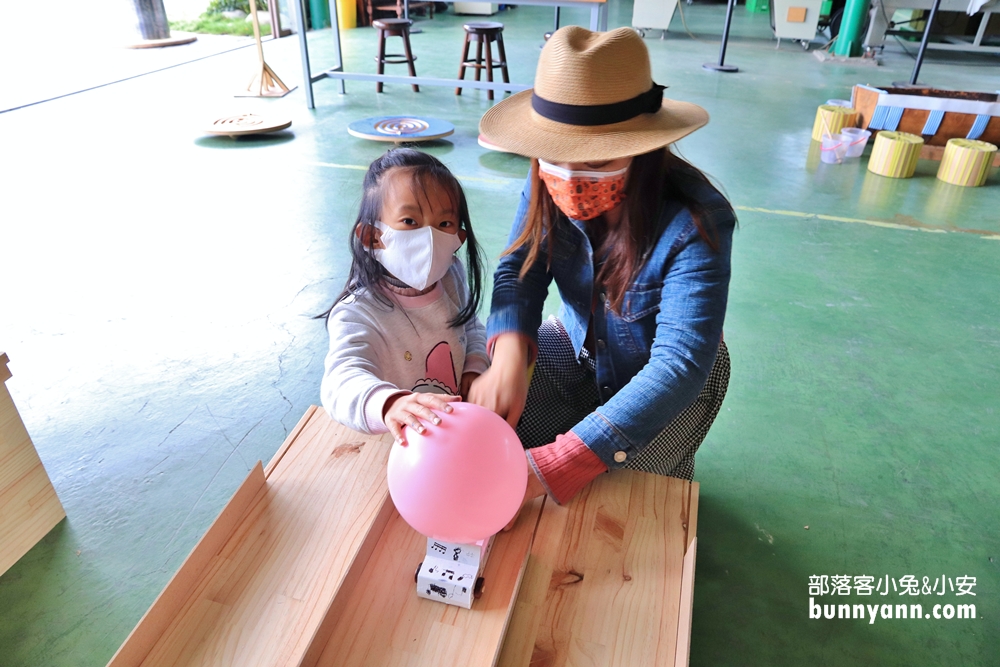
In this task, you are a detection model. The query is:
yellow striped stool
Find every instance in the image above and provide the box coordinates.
[811,105,858,142]
[868,131,923,179]
[936,139,997,187]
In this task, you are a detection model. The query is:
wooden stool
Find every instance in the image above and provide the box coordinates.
[373,18,418,93]
[456,22,509,101]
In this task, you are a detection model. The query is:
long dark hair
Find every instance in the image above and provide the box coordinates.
[505,147,732,313]
[318,148,485,327]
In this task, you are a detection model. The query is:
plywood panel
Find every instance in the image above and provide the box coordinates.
[496,471,698,667]
[673,484,698,667]
[313,497,544,667]
[107,407,396,667]
[0,352,65,576]
[107,462,267,667]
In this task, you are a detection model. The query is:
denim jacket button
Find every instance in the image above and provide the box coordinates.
[599,292,607,303]
[597,339,606,350]
[614,451,627,463]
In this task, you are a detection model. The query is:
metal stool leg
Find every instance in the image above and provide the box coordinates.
[456,32,471,96]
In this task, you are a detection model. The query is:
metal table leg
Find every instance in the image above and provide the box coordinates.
[908,0,943,85]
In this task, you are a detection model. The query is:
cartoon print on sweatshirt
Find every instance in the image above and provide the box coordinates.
[411,341,459,395]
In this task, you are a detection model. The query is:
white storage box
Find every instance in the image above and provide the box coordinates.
[632,0,679,32]
[772,0,823,41]
[453,2,499,15]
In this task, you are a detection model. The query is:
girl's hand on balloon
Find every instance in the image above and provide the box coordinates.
[504,457,547,531]
[383,392,462,445]
[467,335,530,428]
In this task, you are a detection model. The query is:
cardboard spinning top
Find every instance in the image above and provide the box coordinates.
[205,114,292,138]
[348,116,454,143]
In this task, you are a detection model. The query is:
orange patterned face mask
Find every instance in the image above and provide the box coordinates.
[538,160,628,221]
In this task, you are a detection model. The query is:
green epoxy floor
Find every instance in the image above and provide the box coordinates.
[1,3,998,665]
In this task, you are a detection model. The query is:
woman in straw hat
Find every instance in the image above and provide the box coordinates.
[469,26,734,508]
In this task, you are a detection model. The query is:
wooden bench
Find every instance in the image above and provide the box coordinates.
[107,406,698,667]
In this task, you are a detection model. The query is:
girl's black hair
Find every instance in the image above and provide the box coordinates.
[317,148,485,328]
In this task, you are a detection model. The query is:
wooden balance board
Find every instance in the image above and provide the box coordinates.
[204,114,292,138]
[106,407,699,667]
[348,117,455,143]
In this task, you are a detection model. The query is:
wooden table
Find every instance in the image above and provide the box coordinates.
[106,406,698,667]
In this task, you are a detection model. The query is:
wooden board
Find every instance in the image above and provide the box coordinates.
[496,472,699,667]
[107,463,267,667]
[107,407,396,667]
[853,85,1000,147]
[312,497,544,667]
[0,352,66,576]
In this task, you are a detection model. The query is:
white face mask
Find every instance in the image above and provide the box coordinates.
[537,160,630,181]
[371,221,463,290]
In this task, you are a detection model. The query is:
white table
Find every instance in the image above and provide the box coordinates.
[864,0,1000,53]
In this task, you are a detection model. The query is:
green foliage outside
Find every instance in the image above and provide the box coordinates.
[205,0,268,13]
[170,14,271,36]
[170,0,271,35]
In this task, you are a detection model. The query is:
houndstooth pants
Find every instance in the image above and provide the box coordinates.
[516,317,730,480]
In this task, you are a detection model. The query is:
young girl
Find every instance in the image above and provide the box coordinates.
[320,149,488,444]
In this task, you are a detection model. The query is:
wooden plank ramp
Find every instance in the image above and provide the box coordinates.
[107,406,540,667]
[107,407,396,667]
[312,498,543,667]
[0,352,66,576]
[496,472,699,667]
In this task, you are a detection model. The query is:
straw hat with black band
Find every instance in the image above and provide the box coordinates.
[480,26,709,164]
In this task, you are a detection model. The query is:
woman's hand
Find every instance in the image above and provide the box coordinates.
[383,392,462,445]
[467,334,530,428]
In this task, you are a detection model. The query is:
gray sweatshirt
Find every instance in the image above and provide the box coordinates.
[321,259,489,433]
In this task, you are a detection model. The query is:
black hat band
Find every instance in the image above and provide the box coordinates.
[531,83,667,126]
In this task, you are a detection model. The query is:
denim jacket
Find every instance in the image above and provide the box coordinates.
[486,169,735,470]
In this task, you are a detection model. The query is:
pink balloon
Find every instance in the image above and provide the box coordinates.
[387,402,528,544]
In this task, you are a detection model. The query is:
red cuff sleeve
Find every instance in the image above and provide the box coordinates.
[526,431,608,505]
